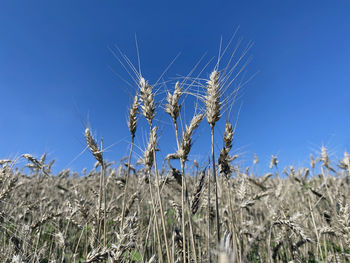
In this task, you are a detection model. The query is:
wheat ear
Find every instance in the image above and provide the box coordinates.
[165,81,182,149]
[218,121,234,178]
[139,77,156,127]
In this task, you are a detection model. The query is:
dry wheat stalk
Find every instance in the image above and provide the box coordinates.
[205,69,222,248]
[178,113,204,263]
[84,128,106,246]
[121,94,139,229]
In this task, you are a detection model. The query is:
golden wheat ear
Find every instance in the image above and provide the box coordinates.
[139,77,156,127]
[205,70,221,127]
[128,95,139,138]
[84,128,103,164]
[165,81,182,123]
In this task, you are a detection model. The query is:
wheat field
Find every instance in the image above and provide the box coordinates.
[1,56,350,263]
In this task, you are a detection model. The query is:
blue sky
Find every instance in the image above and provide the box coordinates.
[1,1,349,174]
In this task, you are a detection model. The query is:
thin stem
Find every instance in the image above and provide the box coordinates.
[181,161,187,263]
[181,160,198,263]
[74,223,86,258]
[173,120,187,263]
[226,179,240,262]
[174,121,180,150]
[101,140,107,247]
[147,122,170,262]
[153,146,172,263]
[210,125,220,244]
[207,164,211,263]
[148,169,164,263]
[120,136,135,229]
[174,118,197,262]
[97,151,104,246]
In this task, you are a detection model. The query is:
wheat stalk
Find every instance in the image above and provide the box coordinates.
[84,128,106,246]
[139,76,171,262]
[205,69,222,249]
[121,94,139,230]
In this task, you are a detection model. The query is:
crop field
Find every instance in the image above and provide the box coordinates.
[2,67,350,263]
[1,41,349,263]
[1,147,350,263]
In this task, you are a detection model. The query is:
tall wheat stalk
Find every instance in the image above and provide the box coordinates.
[205,70,221,245]
[218,120,240,262]
[120,95,139,229]
[166,82,203,262]
[143,126,163,262]
[165,82,187,262]
[84,128,106,246]
[178,114,204,263]
[140,77,171,263]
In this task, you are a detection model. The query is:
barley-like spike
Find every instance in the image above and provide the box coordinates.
[177,114,204,161]
[205,70,221,127]
[273,219,313,243]
[123,191,139,218]
[191,170,206,215]
[22,154,42,167]
[40,153,47,164]
[139,77,156,126]
[143,126,158,169]
[320,146,329,167]
[165,81,182,122]
[170,200,182,223]
[128,95,139,138]
[269,155,278,169]
[310,154,316,169]
[218,121,234,177]
[170,167,182,186]
[0,159,11,166]
[85,128,103,164]
[85,247,110,263]
[223,122,233,151]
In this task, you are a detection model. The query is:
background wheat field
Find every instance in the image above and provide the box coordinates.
[1,142,350,262]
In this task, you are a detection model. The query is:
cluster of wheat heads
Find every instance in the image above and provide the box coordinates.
[1,43,350,263]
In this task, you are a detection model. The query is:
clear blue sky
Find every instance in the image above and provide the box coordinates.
[1,0,349,173]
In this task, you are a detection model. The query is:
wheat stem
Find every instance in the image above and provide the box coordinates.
[207,158,211,263]
[150,128,171,263]
[120,137,135,229]
[211,125,220,244]
[148,176,164,263]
